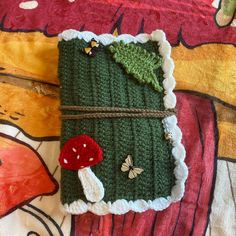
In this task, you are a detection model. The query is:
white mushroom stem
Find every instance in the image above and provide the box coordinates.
[77,167,104,202]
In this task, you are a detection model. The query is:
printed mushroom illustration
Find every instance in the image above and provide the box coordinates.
[0,133,58,217]
[59,135,104,202]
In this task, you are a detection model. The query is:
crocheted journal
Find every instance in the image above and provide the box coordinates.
[58,29,188,215]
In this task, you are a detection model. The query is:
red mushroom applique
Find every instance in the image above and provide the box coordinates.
[59,135,104,202]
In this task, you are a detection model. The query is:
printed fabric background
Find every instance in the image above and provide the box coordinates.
[0,0,235,235]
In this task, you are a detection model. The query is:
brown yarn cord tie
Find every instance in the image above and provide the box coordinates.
[60,106,176,120]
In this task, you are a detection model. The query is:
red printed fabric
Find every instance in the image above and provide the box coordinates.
[0,133,58,217]
[0,0,235,47]
[0,0,231,235]
[73,93,217,236]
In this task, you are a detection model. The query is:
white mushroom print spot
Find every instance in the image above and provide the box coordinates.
[19,1,38,10]
[212,0,220,8]
[59,135,104,202]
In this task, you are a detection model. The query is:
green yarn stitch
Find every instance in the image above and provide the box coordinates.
[58,39,175,205]
[109,41,163,92]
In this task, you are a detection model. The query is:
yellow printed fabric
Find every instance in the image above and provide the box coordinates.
[0,32,235,160]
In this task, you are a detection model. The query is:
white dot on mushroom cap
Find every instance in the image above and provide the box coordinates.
[19,1,38,10]
[77,155,80,159]
[89,158,94,162]
[68,0,75,2]
[83,144,87,148]
[63,159,68,164]
[72,147,77,152]
[80,166,84,168]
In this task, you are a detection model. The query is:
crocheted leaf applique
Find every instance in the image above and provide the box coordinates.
[121,155,144,179]
[109,41,163,92]
[59,135,104,202]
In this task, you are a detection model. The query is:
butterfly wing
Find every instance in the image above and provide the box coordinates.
[83,47,92,55]
[121,162,130,172]
[133,168,144,174]
[128,167,144,179]
[125,155,133,166]
[90,39,99,48]
[128,169,137,179]
[121,155,133,172]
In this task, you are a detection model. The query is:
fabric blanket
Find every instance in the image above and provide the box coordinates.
[0,1,235,235]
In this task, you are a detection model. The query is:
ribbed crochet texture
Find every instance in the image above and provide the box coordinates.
[58,39,175,205]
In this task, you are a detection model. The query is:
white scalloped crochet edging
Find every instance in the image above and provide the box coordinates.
[59,29,188,215]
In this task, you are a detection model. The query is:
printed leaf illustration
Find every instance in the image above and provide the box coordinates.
[0,133,58,217]
[109,41,163,92]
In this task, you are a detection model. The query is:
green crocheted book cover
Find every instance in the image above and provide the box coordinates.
[58,37,176,214]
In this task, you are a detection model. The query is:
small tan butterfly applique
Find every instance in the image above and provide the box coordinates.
[121,155,144,179]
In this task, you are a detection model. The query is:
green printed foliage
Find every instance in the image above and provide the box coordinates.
[109,41,163,92]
